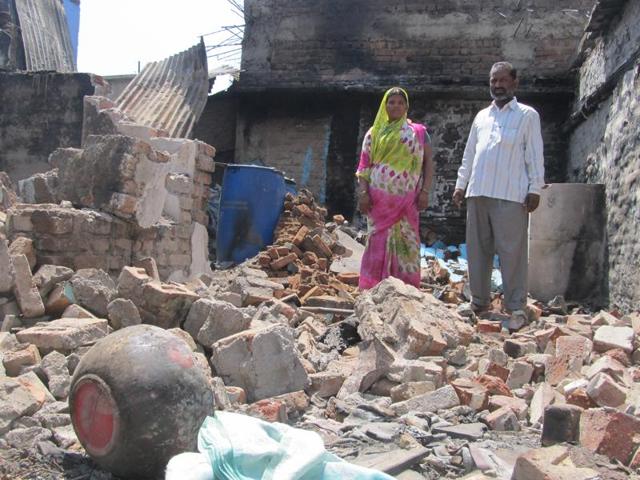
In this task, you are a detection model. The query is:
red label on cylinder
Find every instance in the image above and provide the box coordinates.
[72,377,118,457]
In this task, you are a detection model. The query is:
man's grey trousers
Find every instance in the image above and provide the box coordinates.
[466,196,528,311]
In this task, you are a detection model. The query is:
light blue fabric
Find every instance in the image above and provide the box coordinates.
[197,412,394,480]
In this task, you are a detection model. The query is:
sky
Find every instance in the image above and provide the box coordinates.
[77,0,243,79]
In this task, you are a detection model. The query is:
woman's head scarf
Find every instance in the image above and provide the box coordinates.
[371,87,410,165]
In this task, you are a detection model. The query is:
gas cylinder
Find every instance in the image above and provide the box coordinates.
[69,325,214,478]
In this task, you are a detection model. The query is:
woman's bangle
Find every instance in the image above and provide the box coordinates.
[358,190,369,197]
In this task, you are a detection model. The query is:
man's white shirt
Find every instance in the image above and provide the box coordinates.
[455,97,545,203]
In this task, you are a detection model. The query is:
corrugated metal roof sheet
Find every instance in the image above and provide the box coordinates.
[116,40,209,139]
[14,0,75,72]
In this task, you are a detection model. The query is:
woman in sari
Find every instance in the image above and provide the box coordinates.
[356,87,434,289]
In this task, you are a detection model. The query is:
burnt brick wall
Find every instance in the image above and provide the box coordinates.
[567,0,640,312]
[241,0,592,91]
[231,88,570,242]
[0,72,95,181]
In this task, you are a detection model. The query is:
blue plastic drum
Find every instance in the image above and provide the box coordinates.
[216,165,286,264]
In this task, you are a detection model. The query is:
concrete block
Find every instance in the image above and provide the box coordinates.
[391,385,460,415]
[593,325,634,353]
[541,404,583,446]
[16,318,108,354]
[586,372,627,407]
[12,254,45,318]
[210,325,309,402]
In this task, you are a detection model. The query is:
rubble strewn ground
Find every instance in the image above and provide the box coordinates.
[1,181,639,479]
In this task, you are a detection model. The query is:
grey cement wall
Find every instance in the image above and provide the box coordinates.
[577,0,640,103]
[241,0,591,91]
[0,72,95,181]
[567,0,640,312]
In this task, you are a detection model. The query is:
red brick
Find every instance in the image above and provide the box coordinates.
[555,335,592,363]
[311,235,332,258]
[336,272,359,286]
[486,362,510,382]
[526,304,543,322]
[451,378,489,411]
[605,348,631,367]
[258,254,272,267]
[293,204,315,218]
[486,406,520,431]
[302,251,319,265]
[566,388,596,409]
[534,327,561,351]
[585,373,627,408]
[270,253,298,270]
[292,226,309,246]
[488,395,528,420]
[545,354,581,386]
[246,399,288,423]
[476,375,512,397]
[579,408,640,465]
[477,320,501,333]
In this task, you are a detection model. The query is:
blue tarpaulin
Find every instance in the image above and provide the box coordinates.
[421,243,503,291]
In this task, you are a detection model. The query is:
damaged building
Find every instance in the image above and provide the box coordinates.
[194,0,639,312]
[0,0,217,282]
[199,0,591,232]
[3,0,637,311]
[0,0,95,180]
[1,1,640,479]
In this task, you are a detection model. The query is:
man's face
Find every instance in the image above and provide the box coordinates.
[490,68,518,101]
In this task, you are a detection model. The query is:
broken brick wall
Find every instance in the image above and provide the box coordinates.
[241,0,592,91]
[9,97,217,282]
[0,72,95,181]
[567,0,640,312]
[6,205,133,276]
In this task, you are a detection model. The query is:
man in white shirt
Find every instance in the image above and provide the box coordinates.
[453,61,544,325]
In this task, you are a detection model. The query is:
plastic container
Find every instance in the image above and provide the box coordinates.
[216,165,286,264]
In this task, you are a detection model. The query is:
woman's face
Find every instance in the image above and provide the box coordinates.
[386,94,408,121]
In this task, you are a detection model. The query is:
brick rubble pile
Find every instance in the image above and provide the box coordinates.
[0,182,639,479]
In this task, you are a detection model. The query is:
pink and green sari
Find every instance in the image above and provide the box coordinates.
[356,88,426,290]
